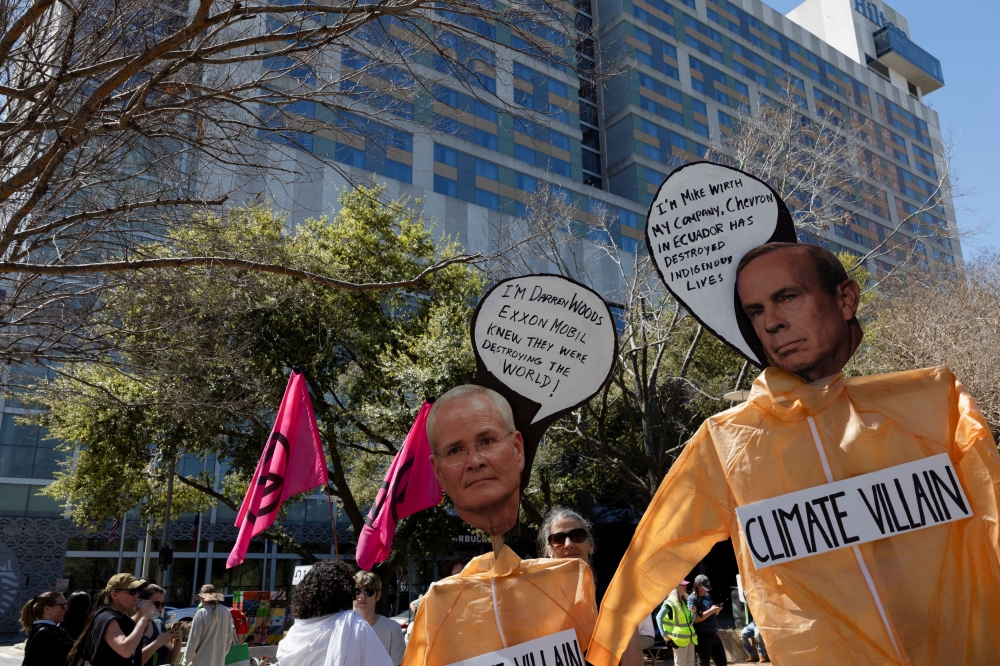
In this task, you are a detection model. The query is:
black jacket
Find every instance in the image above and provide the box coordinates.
[23,621,74,666]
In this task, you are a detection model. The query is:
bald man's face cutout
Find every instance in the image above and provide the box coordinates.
[737,248,861,383]
[428,393,525,535]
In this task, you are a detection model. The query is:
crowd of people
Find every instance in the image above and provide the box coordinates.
[18,507,754,666]
[19,575,236,666]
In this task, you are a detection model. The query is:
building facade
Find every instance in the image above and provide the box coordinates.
[0,0,959,629]
[258,0,958,275]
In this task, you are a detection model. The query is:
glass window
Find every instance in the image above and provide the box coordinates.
[475,190,499,210]
[514,143,536,165]
[515,173,537,193]
[475,159,499,180]
[0,484,28,516]
[0,414,40,447]
[385,160,412,183]
[434,175,458,197]
[434,144,458,166]
[26,485,61,517]
[0,446,35,478]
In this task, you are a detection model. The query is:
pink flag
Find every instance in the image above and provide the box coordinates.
[227,371,328,568]
[356,401,441,570]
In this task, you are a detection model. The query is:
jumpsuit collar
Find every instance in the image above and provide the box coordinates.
[462,544,521,578]
[747,367,846,420]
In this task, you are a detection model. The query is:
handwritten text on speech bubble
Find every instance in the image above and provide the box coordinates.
[473,275,616,423]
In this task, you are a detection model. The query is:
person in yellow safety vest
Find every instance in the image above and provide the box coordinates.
[655,580,697,666]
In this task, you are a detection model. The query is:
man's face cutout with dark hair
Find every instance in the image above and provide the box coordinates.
[736,244,862,383]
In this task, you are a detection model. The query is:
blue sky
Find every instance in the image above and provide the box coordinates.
[767,0,1000,259]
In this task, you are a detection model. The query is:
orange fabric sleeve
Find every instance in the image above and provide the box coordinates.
[587,421,737,666]
[951,376,1000,565]
[402,601,428,666]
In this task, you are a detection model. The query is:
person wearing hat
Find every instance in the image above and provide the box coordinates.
[68,573,150,666]
[656,580,697,666]
[688,575,725,666]
[185,584,235,666]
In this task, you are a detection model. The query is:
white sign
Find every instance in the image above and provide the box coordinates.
[292,565,312,585]
[736,454,971,570]
[446,629,584,666]
[472,275,617,423]
[646,162,793,365]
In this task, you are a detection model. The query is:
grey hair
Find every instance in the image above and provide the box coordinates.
[139,584,165,600]
[426,385,516,451]
[537,507,595,559]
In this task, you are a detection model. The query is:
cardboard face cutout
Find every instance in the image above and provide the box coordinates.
[453,274,618,535]
[645,162,797,367]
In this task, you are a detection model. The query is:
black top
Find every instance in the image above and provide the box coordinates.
[689,591,721,635]
[23,622,74,666]
[83,607,141,666]
[140,618,171,666]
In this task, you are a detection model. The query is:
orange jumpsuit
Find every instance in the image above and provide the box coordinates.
[589,366,1000,666]
[403,545,598,665]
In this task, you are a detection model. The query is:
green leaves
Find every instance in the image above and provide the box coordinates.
[31,183,483,562]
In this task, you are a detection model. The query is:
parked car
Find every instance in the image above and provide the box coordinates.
[165,606,199,624]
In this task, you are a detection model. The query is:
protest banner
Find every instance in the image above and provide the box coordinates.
[736,454,972,570]
[645,162,797,366]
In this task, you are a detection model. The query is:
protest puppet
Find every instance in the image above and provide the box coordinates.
[584,161,1000,666]
[368,274,618,666]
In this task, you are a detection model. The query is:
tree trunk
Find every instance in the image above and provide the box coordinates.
[160,456,175,571]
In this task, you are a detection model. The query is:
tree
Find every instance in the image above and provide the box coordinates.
[0,0,592,366]
[848,250,1000,441]
[32,182,483,571]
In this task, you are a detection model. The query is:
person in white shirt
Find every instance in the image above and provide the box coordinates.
[277,561,392,666]
[353,571,406,665]
[185,584,235,666]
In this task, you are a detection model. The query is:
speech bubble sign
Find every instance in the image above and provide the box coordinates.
[645,162,796,366]
[471,274,618,425]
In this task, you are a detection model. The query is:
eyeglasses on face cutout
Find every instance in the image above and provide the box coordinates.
[548,528,589,547]
[354,587,376,598]
[435,432,514,467]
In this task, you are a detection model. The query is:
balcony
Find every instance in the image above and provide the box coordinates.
[873,26,944,94]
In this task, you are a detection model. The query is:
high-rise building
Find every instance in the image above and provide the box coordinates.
[261,0,958,274]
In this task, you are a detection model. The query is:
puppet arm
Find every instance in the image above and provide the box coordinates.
[586,421,735,666]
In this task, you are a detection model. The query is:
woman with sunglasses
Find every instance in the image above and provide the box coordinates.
[68,573,152,666]
[133,584,181,666]
[21,590,73,666]
[277,560,392,666]
[537,508,645,665]
[537,507,596,565]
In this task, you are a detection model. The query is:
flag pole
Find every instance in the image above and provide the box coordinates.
[326,485,340,559]
[191,513,202,602]
[116,514,127,573]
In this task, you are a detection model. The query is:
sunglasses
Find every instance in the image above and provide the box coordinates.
[150,601,164,609]
[353,587,376,598]
[55,602,68,609]
[548,528,589,548]
[113,588,139,596]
